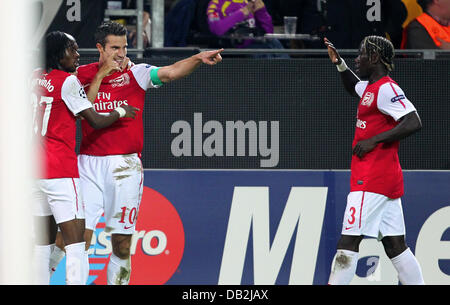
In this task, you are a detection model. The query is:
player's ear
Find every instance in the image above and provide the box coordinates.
[370,53,380,65]
[96,43,105,54]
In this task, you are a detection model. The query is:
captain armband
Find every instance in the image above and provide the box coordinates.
[150,67,163,86]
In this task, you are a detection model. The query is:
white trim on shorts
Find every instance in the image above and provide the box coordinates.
[341,191,406,240]
[33,177,85,224]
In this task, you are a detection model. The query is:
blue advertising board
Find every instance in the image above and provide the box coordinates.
[51,170,450,285]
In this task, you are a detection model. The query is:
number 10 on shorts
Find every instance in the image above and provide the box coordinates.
[118,206,137,229]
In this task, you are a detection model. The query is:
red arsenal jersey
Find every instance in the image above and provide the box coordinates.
[76,63,160,156]
[31,69,93,179]
[350,76,416,199]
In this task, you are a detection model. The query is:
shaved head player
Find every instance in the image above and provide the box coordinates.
[324,36,425,285]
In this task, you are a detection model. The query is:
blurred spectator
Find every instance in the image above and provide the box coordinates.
[400,0,423,29]
[383,0,409,47]
[324,0,407,48]
[401,0,450,49]
[206,0,288,57]
[189,0,216,47]
[107,0,152,47]
[276,0,328,48]
[165,0,180,12]
[164,0,197,47]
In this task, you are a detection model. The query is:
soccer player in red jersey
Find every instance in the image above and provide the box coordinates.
[50,22,223,285]
[31,31,138,285]
[324,36,425,285]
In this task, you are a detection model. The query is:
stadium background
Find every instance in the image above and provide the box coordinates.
[77,56,450,170]
[60,55,450,286]
[30,0,449,286]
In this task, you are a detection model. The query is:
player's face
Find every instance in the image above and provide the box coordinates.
[59,41,80,73]
[355,43,370,78]
[102,35,128,67]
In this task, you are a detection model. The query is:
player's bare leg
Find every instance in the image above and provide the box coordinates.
[84,228,95,250]
[382,235,424,284]
[107,233,132,285]
[33,215,57,284]
[58,219,87,285]
[55,230,65,249]
[328,235,364,285]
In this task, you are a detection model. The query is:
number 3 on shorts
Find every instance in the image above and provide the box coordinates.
[347,207,356,225]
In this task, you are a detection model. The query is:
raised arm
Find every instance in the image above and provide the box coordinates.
[156,49,223,83]
[324,37,360,97]
[207,0,253,36]
[252,0,274,34]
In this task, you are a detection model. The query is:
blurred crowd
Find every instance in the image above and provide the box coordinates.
[102,0,450,50]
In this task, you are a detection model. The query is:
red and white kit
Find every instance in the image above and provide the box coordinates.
[32,69,92,223]
[76,63,160,234]
[342,76,416,238]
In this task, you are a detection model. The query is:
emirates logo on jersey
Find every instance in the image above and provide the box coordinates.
[356,118,367,129]
[109,73,130,88]
[361,92,374,107]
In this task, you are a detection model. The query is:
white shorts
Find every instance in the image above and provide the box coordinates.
[78,153,144,234]
[341,191,406,240]
[33,178,85,224]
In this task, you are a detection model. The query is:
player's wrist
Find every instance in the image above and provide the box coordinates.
[335,58,348,72]
[114,106,126,118]
[93,71,107,82]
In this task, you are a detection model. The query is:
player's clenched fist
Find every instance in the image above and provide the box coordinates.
[119,105,140,119]
[98,49,121,77]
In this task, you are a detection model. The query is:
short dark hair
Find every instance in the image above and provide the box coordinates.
[94,21,127,47]
[362,35,395,72]
[417,0,433,11]
[45,31,76,70]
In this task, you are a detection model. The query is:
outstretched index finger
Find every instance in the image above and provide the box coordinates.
[209,48,224,56]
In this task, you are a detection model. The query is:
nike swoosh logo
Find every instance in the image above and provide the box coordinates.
[345,226,354,230]
[124,225,133,230]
